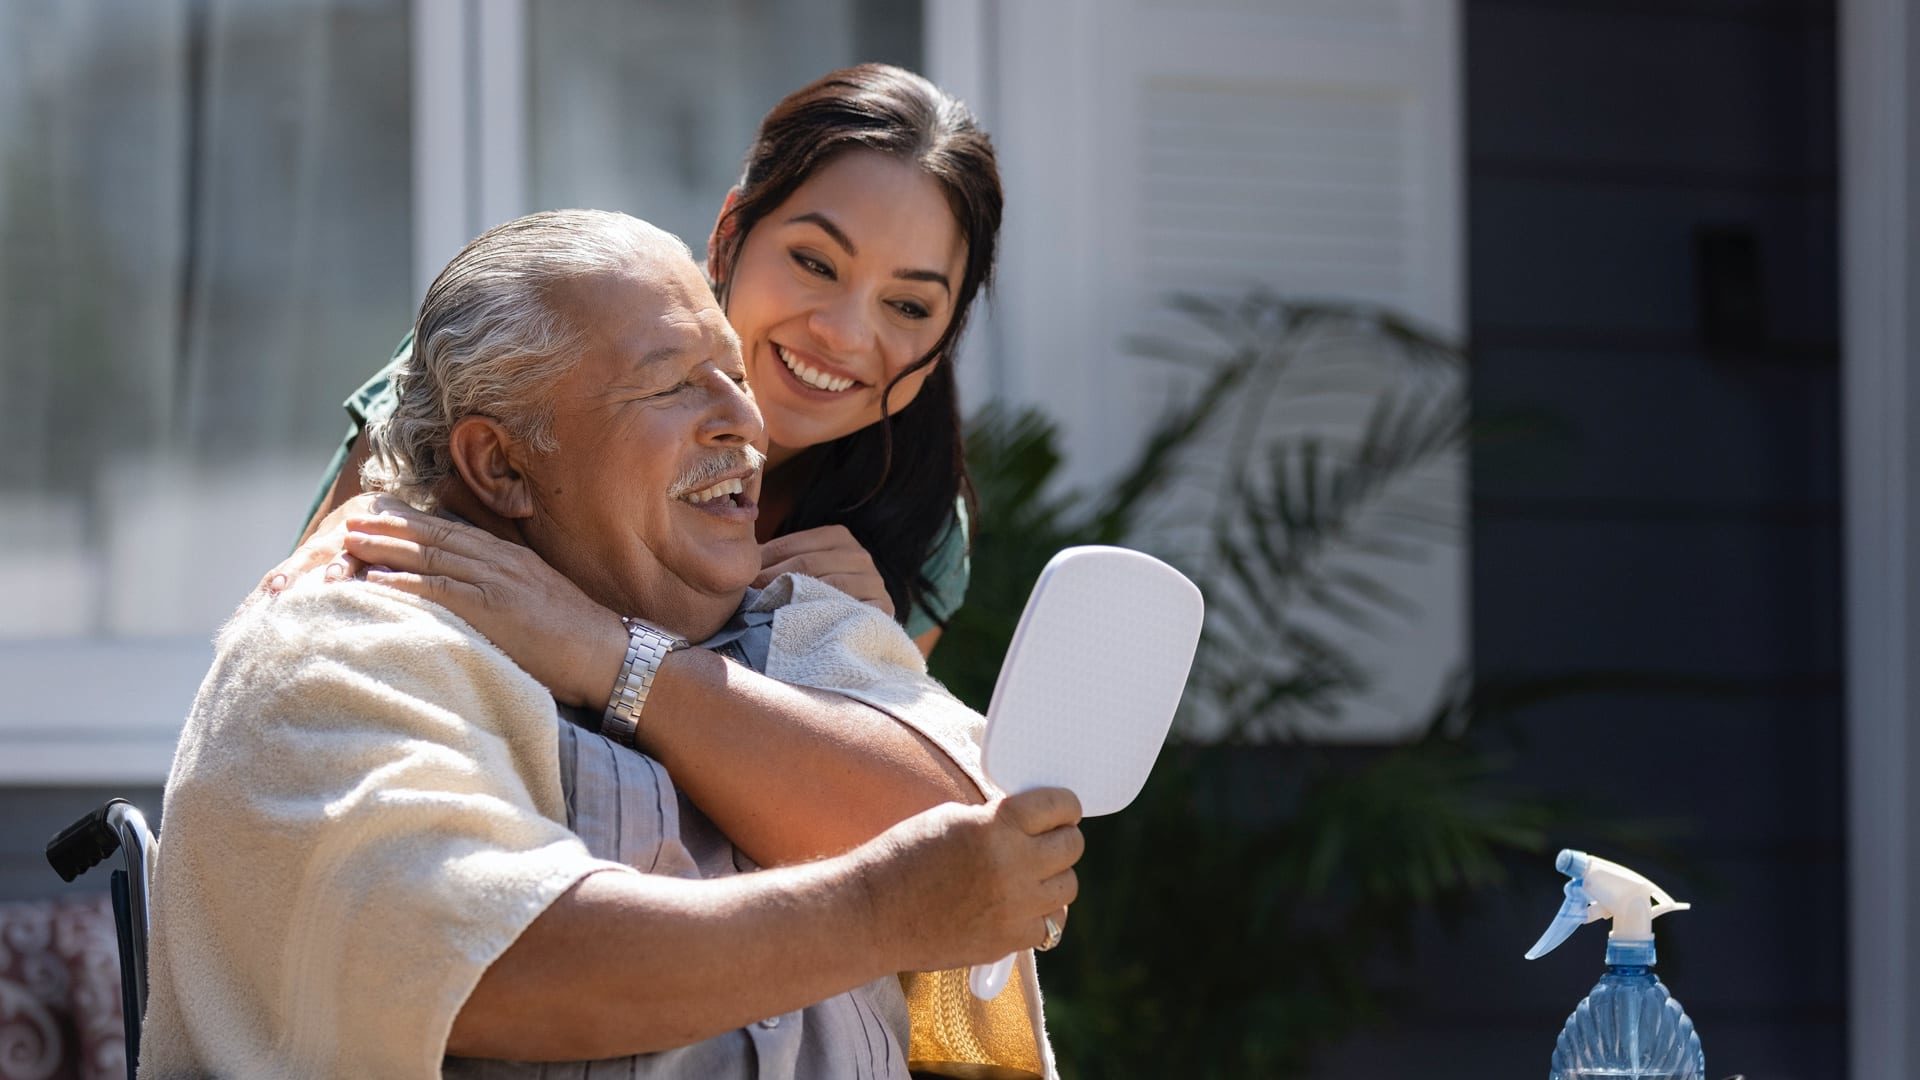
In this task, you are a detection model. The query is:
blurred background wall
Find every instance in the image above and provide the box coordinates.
[1319,1,1845,1073]
[1,1,1913,1077]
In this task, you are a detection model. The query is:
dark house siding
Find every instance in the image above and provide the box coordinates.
[2,786,164,903]
[1313,2,1843,1076]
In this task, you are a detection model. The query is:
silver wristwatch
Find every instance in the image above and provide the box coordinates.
[602,616,689,748]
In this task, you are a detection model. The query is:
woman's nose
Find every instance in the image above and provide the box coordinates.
[807,293,873,357]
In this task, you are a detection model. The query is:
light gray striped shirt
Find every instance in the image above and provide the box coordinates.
[443,602,911,1079]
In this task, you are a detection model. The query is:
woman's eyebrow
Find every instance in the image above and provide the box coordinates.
[786,211,951,293]
[894,268,951,294]
[785,212,857,255]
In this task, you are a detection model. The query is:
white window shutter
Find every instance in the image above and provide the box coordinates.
[935,0,1465,740]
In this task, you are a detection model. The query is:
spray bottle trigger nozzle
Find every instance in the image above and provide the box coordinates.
[1650,896,1691,920]
[1525,878,1597,960]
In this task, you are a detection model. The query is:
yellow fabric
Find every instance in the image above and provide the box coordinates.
[759,575,1055,1079]
[901,964,1046,1079]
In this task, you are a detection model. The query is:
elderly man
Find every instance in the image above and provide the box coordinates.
[141,211,1076,1078]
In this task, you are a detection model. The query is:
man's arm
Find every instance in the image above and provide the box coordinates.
[450,791,1081,1062]
[160,584,1077,1073]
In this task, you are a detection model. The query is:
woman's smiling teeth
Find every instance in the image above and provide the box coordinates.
[682,477,744,505]
[777,345,857,392]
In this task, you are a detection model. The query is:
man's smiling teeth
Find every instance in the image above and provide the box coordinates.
[682,477,744,504]
[777,345,855,392]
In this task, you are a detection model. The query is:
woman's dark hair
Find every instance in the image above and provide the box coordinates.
[711,63,1001,629]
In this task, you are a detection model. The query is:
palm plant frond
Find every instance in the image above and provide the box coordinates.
[926,291,1626,1076]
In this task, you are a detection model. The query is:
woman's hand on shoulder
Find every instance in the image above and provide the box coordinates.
[273,498,627,711]
[755,525,895,619]
[343,504,628,710]
[261,491,401,592]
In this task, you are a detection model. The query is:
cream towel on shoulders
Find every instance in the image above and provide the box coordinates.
[755,574,1059,1080]
[753,573,989,795]
[141,582,631,1080]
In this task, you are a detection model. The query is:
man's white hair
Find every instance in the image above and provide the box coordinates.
[361,209,693,508]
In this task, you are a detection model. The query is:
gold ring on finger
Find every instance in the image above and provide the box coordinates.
[1038,914,1064,952]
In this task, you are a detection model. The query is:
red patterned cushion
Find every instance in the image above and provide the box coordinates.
[0,893,126,1080]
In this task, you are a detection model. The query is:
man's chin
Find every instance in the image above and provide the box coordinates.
[638,557,759,642]
[670,540,762,599]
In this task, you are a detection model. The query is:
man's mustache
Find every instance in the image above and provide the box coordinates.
[668,445,767,497]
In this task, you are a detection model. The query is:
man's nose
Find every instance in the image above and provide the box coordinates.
[699,371,765,447]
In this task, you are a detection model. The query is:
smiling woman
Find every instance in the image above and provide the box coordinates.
[263,72,1039,1076]
[724,150,967,465]
[702,69,1001,646]
[294,64,1000,659]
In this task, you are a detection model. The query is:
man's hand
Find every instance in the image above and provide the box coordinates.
[452,788,1085,1061]
[858,787,1083,972]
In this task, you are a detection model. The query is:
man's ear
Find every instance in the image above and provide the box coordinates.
[707,186,743,286]
[448,416,535,520]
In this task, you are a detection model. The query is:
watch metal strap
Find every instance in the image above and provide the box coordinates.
[602,616,687,747]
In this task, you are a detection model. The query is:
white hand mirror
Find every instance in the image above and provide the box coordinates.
[967,545,1205,999]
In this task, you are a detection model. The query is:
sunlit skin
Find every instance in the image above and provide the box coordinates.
[717,149,968,476]
[446,245,765,644]
[297,151,970,646]
[376,234,989,882]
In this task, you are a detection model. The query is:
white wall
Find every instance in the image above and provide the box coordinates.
[930,0,1466,740]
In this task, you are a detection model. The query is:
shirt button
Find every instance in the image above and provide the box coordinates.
[759,1015,782,1029]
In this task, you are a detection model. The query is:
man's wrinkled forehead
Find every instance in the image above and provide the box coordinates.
[551,250,736,379]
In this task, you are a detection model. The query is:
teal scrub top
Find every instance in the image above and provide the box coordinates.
[307,334,970,638]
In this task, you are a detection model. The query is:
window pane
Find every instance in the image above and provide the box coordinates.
[526,0,923,254]
[0,0,411,638]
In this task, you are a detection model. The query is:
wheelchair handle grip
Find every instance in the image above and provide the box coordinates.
[46,798,133,883]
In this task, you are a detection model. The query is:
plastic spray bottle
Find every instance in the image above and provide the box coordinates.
[1525,849,1705,1080]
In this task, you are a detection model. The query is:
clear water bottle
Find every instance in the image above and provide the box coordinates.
[1527,850,1705,1080]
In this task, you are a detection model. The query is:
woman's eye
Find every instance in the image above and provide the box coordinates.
[892,299,931,320]
[791,251,833,278]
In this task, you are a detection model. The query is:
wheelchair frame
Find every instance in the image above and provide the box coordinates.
[46,798,154,1080]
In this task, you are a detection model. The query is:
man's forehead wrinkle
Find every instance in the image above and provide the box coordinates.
[542,237,729,405]
[594,323,729,402]
[587,341,683,403]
